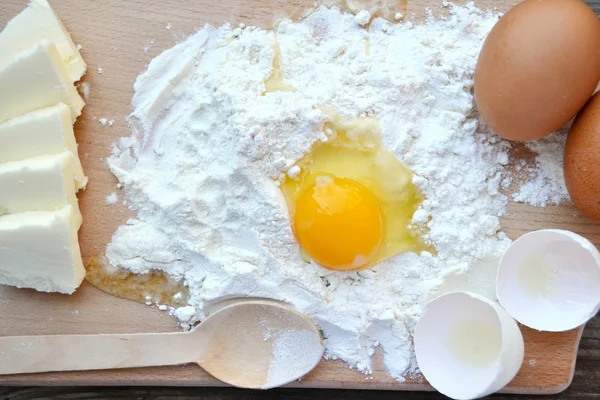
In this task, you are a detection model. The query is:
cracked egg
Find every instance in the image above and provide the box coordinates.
[280,111,427,271]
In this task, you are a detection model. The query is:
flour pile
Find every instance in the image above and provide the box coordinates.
[512,131,570,207]
[106,4,558,380]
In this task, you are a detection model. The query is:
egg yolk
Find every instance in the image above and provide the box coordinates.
[293,175,384,270]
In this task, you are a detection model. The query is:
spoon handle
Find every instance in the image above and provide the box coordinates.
[0,332,198,375]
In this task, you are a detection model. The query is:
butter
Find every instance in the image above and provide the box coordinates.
[0,152,82,227]
[0,206,85,294]
[0,41,84,123]
[0,104,87,189]
[0,0,86,81]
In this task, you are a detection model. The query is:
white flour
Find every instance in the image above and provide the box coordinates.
[105,192,119,205]
[512,131,570,207]
[266,329,323,388]
[106,4,565,380]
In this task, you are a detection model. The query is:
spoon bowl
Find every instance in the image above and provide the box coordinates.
[193,300,324,388]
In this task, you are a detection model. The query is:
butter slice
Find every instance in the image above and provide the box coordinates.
[0,104,87,189]
[0,152,82,227]
[0,41,84,123]
[0,206,84,294]
[0,0,86,81]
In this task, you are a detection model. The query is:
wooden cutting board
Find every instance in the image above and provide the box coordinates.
[0,0,596,394]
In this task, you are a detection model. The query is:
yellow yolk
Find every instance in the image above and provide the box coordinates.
[281,110,428,271]
[294,175,384,270]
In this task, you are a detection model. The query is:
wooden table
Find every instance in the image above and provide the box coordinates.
[2,0,600,398]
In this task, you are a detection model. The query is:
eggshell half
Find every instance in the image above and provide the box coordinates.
[497,229,600,332]
[474,0,600,141]
[414,291,524,400]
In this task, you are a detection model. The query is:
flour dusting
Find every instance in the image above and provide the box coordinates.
[105,192,119,205]
[513,131,570,207]
[106,4,566,380]
[266,330,323,388]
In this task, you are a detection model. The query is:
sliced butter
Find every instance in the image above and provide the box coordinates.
[0,104,87,189]
[0,0,86,81]
[0,152,82,227]
[0,41,84,123]
[0,206,85,294]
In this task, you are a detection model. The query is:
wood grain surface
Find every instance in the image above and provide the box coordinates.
[1,0,600,398]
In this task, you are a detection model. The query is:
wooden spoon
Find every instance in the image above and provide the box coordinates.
[0,300,324,389]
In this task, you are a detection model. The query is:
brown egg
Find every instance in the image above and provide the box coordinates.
[474,0,600,142]
[564,92,600,220]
